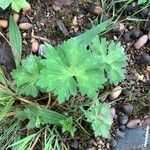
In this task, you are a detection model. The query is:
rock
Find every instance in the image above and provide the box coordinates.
[125,5,134,15]
[122,89,132,96]
[83,19,92,29]
[110,86,122,100]
[118,23,125,31]
[70,140,79,149]
[119,114,129,125]
[123,31,131,41]
[141,8,149,17]
[140,53,150,65]
[86,3,103,15]
[132,30,142,39]
[135,72,144,82]
[38,44,46,56]
[56,20,70,36]
[19,15,29,23]
[119,125,126,131]
[111,108,116,119]
[13,13,20,22]
[126,119,141,128]
[31,40,39,53]
[0,20,8,29]
[134,35,148,49]
[113,23,125,32]
[123,103,133,114]
[71,31,82,37]
[19,23,32,30]
[110,138,117,147]
[117,130,125,138]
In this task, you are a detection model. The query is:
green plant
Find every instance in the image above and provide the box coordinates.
[9,15,22,67]
[0,19,127,149]
[138,0,149,4]
[90,37,127,84]
[11,55,43,97]
[0,0,30,12]
[16,105,76,136]
[11,23,127,104]
[81,101,113,138]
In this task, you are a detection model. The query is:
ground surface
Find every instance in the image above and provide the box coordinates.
[0,0,150,150]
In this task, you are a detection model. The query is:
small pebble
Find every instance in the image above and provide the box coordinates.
[134,72,144,82]
[56,20,70,36]
[134,35,148,49]
[86,3,103,15]
[13,13,20,22]
[83,19,92,29]
[19,15,29,23]
[122,89,132,96]
[110,86,122,100]
[140,53,150,65]
[125,5,134,15]
[123,103,133,114]
[119,125,126,131]
[118,23,125,31]
[111,108,116,119]
[70,140,79,150]
[0,20,8,29]
[132,30,142,39]
[19,23,32,30]
[141,8,149,17]
[119,114,129,125]
[117,130,125,138]
[126,119,141,128]
[38,44,46,56]
[123,31,131,42]
[31,40,39,53]
[110,138,117,147]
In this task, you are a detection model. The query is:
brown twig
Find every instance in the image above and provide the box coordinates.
[17,96,46,108]
[0,32,11,47]
[46,92,51,108]
[30,133,41,150]
[31,35,51,43]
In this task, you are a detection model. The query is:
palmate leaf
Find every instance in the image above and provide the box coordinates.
[37,40,106,103]
[0,0,12,10]
[81,101,113,138]
[11,55,43,97]
[90,37,127,84]
[11,0,30,12]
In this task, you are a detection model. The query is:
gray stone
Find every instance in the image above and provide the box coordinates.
[70,140,79,149]
[123,103,133,114]
[120,114,129,125]
[117,130,125,138]
[126,119,141,128]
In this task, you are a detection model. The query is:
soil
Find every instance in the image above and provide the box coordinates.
[0,0,149,150]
